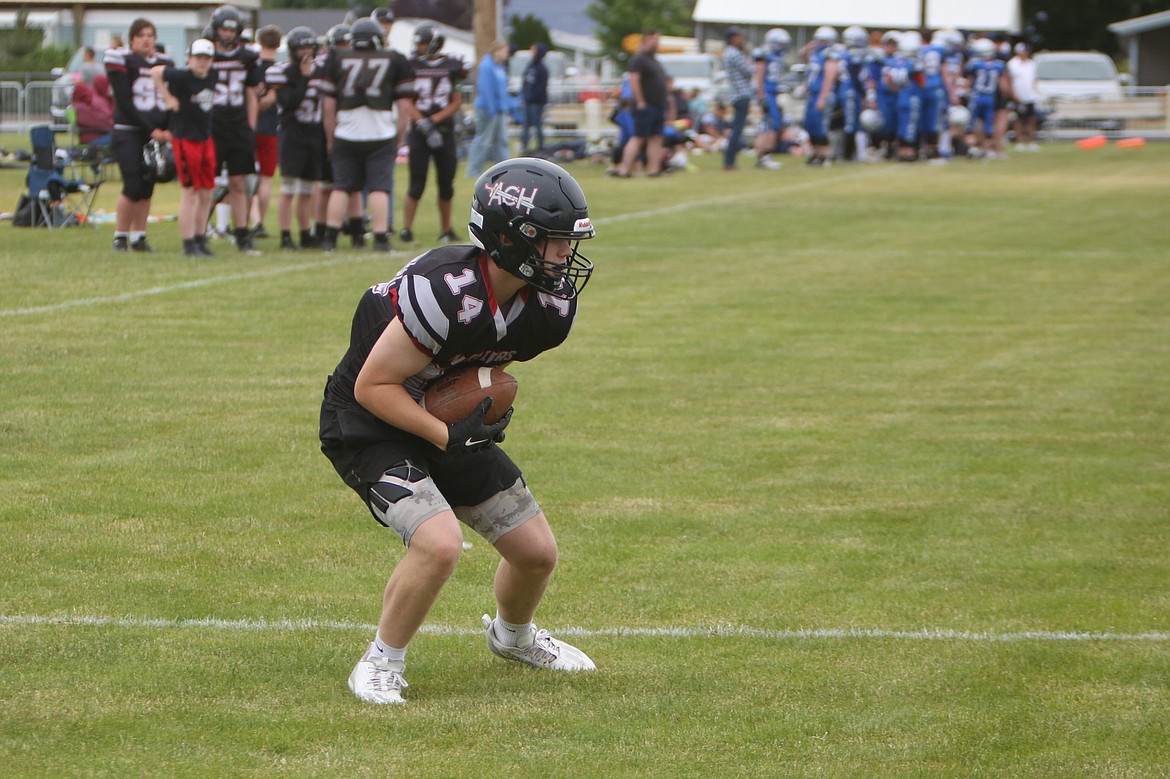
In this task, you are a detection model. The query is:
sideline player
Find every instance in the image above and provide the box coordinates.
[153,39,219,257]
[104,18,173,252]
[248,24,282,238]
[264,25,325,251]
[208,4,262,254]
[801,26,842,166]
[752,27,789,170]
[318,17,414,253]
[399,23,466,245]
[319,157,599,705]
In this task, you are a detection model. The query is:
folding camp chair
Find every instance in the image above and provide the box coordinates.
[25,125,103,228]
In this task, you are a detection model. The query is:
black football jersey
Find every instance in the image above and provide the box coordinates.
[104,47,174,131]
[410,54,467,122]
[211,44,262,125]
[265,59,325,128]
[319,47,414,113]
[325,246,577,414]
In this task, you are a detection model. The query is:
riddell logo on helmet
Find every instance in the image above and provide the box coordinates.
[574,218,592,232]
[485,182,538,214]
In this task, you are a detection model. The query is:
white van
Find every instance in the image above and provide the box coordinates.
[1033,51,1123,102]
[657,53,725,104]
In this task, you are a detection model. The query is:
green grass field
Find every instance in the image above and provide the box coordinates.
[2,139,1169,777]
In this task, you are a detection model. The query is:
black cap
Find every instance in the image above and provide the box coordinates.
[725,26,744,41]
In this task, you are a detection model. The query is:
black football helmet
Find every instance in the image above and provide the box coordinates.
[469,158,595,300]
[325,23,352,48]
[210,5,242,46]
[142,140,177,184]
[413,23,444,58]
[286,26,318,55]
[350,18,383,50]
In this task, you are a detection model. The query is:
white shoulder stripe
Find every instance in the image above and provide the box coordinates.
[398,275,447,353]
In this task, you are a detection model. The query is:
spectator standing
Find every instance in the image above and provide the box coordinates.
[78,46,103,84]
[72,72,114,147]
[466,40,511,178]
[616,29,668,177]
[104,18,173,253]
[1007,42,1039,151]
[153,39,219,257]
[520,43,549,152]
[721,27,754,171]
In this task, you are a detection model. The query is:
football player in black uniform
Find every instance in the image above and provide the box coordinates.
[320,158,598,705]
[399,24,467,245]
[104,18,173,252]
[208,5,263,254]
[318,18,414,253]
[264,25,326,251]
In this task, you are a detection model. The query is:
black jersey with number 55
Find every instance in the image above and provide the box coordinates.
[319,47,414,112]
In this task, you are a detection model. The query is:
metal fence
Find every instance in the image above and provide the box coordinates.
[0,80,59,134]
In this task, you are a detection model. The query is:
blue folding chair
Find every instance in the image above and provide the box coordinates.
[24,125,101,228]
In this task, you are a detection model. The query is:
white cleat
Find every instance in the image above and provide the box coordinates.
[481,614,596,672]
[348,642,409,704]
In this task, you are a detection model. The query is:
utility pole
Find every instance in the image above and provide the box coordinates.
[474,0,498,59]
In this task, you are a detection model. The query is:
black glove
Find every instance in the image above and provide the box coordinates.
[443,398,513,458]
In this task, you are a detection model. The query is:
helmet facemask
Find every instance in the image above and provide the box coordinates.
[470,211,594,300]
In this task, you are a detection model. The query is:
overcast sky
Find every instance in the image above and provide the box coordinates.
[503,0,596,36]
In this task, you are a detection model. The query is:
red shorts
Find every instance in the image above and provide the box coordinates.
[175,137,217,190]
[255,133,278,177]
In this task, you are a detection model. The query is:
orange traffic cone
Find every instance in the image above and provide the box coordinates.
[1116,137,1147,149]
[1076,135,1108,149]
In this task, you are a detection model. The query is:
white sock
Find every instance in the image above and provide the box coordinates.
[373,632,407,664]
[130,231,146,243]
[493,614,534,648]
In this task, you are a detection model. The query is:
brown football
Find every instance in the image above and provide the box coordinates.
[421,366,517,424]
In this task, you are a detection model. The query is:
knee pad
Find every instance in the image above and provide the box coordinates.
[279,177,299,196]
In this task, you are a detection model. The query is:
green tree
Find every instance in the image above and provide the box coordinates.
[1021,0,1166,56]
[509,13,553,51]
[586,0,694,66]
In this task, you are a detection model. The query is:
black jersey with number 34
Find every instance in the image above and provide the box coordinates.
[320,47,414,112]
[410,55,467,122]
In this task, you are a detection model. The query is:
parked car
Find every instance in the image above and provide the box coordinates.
[50,46,106,123]
[1033,51,1124,103]
[657,52,725,105]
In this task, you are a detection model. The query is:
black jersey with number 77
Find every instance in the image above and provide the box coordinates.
[320,47,415,112]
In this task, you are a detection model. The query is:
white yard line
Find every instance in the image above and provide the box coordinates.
[2,169,883,319]
[2,613,1166,642]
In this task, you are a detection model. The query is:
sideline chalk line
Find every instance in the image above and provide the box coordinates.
[2,170,882,319]
[2,613,1167,643]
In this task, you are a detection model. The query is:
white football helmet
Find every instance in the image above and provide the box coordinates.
[881,30,901,47]
[947,104,971,128]
[843,26,868,49]
[765,27,791,54]
[813,26,838,44]
[898,30,923,56]
[859,108,884,133]
[971,38,996,59]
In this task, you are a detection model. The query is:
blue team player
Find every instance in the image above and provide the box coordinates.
[886,31,923,161]
[874,31,901,159]
[965,37,1007,158]
[752,27,790,169]
[801,26,843,166]
[917,30,952,160]
[835,25,869,159]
